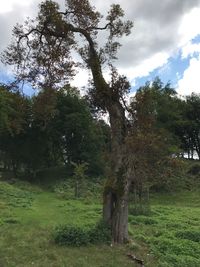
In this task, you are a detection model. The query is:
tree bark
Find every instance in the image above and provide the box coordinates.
[82,30,132,243]
[103,179,130,243]
[111,191,129,243]
[102,102,132,243]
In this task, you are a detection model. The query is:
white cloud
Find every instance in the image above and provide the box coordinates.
[178,7,200,47]
[71,68,90,95]
[0,0,30,14]
[177,55,200,95]
[0,0,200,92]
[118,52,169,87]
[177,7,200,96]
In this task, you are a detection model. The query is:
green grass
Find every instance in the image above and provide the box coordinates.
[129,191,200,267]
[0,180,134,267]
[0,179,200,267]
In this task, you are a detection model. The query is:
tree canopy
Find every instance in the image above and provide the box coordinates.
[2,0,132,92]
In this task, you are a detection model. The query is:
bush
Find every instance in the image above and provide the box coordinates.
[54,220,111,246]
[88,220,111,244]
[188,163,200,176]
[53,180,74,199]
[54,226,89,246]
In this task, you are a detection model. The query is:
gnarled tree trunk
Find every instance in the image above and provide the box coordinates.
[83,30,133,243]
[102,102,132,243]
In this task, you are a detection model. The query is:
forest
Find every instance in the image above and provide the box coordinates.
[0,0,200,266]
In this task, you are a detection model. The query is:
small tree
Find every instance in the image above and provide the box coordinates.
[72,162,88,198]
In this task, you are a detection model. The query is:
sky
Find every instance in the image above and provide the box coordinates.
[0,0,200,97]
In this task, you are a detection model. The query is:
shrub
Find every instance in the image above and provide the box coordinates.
[188,163,200,176]
[54,220,111,246]
[53,181,74,199]
[54,225,89,246]
[88,220,111,244]
[3,217,19,224]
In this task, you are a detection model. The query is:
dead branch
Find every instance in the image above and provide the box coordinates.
[127,253,145,267]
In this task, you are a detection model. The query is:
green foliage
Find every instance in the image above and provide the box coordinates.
[3,217,19,224]
[0,178,200,266]
[72,162,88,198]
[72,162,88,179]
[88,220,111,244]
[129,215,157,225]
[0,85,108,179]
[52,175,104,201]
[128,78,185,194]
[0,179,134,267]
[0,181,34,208]
[54,225,90,246]
[129,189,151,216]
[175,230,200,242]
[54,220,111,246]
[2,0,132,90]
[129,191,200,267]
[188,162,200,176]
[53,180,74,199]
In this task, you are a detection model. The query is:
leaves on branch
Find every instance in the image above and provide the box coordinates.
[1,0,133,90]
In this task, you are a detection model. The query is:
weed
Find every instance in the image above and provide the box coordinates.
[3,218,19,224]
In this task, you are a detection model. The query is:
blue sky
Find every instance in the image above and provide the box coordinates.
[132,34,200,93]
[0,0,200,97]
[132,45,191,92]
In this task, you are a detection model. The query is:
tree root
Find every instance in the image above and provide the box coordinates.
[127,253,145,267]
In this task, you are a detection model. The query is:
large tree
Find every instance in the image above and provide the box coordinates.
[0,85,31,174]
[2,0,133,243]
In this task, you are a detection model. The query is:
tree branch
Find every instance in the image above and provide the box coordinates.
[91,23,111,31]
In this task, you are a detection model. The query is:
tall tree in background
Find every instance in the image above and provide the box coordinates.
[2,0,133,242]
[183,94,200,160]
[0,85,106,177]
[0,85,31,174]
[128,79,184,194]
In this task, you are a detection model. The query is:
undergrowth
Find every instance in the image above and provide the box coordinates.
[129,192,200,267]
[0,181,35,208]
[54,220,111,246]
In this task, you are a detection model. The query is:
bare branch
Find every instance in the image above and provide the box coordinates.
[91,23,111,31]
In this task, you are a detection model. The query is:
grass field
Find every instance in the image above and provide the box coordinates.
[129,191,200,267]
[0,180,134,267]
[0,179,200,267]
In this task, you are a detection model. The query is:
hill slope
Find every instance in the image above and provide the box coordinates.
[0,179,200,267]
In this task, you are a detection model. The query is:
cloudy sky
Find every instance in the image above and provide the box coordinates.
[0,0,200,96]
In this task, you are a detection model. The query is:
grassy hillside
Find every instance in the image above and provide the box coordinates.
[129,191,200,267]
[0,180,134,267]
[0,178,200,267]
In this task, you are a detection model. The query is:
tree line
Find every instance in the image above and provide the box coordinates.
[1,78,199,181]
[0,84,110,178]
